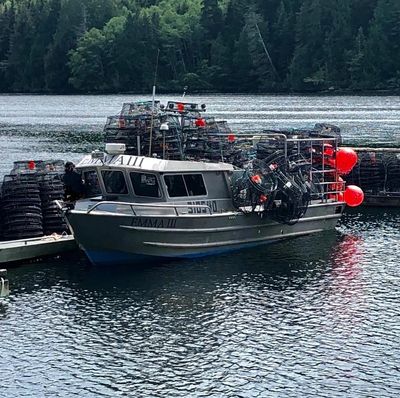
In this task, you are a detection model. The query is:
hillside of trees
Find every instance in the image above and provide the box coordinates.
[0,0,399,94]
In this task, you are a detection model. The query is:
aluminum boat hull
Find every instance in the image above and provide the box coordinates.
[67,201,344,265]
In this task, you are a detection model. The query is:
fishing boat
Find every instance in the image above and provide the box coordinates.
[62,116,361,265]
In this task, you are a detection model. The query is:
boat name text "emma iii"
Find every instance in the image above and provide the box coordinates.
[131,218,177,228]
[187,200,217,214]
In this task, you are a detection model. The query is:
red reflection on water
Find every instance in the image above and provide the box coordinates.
[331,235,363,275]
[328,235,366,327]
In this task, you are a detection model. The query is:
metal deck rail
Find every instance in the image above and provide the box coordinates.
[85,201,213,216]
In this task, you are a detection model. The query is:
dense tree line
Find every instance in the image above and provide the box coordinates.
[0,0,399,93]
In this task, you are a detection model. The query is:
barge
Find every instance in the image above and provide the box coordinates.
[347,147,400,206]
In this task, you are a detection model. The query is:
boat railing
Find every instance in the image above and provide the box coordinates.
[226,132,343,201]
[85,201,213,216]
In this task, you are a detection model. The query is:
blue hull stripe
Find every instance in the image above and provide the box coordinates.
[84,239,282,266]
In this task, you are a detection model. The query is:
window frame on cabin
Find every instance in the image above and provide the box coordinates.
[130,172,162,198]
[101,170,129,195]
[163,173,207,198]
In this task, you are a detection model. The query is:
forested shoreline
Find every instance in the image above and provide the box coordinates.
[0,0,399,94]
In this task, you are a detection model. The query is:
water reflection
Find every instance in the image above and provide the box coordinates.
[331,234,364,277]
[2,215,400,397]
[6,230,338,295]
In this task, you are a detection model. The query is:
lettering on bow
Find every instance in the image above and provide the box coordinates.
[131,218,177,228]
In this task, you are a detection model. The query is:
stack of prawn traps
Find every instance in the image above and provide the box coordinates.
[347,151,400,193]
[104,101,184,159]
[0,160,68,240]
[104,101,343,164]
[104,101,252,163]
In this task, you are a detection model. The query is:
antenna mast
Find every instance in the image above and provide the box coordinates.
[148,48,160,157]
[255,22,280,81]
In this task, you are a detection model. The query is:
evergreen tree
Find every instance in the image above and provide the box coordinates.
[289,0,327,91]
[324,0,352,87]
[271,0,294,87]
[0,0,400,93]
[44,0,86,92]
[0,0,15,91]
[6,1,34,91]
[346,27,368,89]
[200,0,223,40]
[69,28,106,91]
[366,0,400,88]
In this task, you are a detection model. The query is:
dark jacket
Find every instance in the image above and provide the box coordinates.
[63,170,84,201]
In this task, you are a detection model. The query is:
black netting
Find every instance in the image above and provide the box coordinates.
[346,152,400,193]
[0,160,69,240]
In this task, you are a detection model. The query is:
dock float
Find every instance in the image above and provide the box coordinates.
[0,234,77,265]
[0,269,9,297]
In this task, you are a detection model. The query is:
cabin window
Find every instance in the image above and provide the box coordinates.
[101,170,128,194]
[83,169,101,197]
[130,172,161,198]
[184,174,206,196]
[164,174,207,197]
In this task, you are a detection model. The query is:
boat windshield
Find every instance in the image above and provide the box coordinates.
[83,169,101,197]
[130,172,161,198]
[101,170,128,194]
[164,174,207,197]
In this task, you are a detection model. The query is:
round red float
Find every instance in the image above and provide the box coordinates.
[323,143,334,157]
[195,118,206,127]
[259,194,268,203]
[336,148,358,174]
[251,175,262,184]
[344,185,364,207]
[227,134,235,143]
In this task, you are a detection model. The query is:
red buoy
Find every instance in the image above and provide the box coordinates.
[195,118,206,127]
[177,103,185,112]
[28,161,35,170]
[227,134,235,143]
[344,185,364,207]
[336,148,358,175]
[251,175,262,184]
[323,143,334,157]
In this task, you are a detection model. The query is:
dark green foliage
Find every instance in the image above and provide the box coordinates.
[0,0,399,93]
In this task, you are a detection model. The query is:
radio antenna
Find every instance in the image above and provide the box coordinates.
[254,22,280,81]
[182,85,188,98]
[148,48,160,157]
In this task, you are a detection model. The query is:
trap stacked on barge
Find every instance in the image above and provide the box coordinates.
[346,147,400,206]
[0,160,76,264]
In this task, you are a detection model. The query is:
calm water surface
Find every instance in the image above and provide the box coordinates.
[0,95,399,397]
